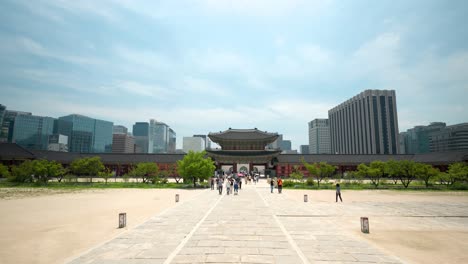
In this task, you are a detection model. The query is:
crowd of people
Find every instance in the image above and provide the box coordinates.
[210,173,343,202]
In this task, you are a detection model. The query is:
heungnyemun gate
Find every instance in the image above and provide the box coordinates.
[206,128,281,175]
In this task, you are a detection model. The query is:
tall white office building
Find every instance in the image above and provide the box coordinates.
[328,90,400,154]
[308,119,331,154]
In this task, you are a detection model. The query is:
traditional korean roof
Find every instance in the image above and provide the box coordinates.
[278,151,468,165]
[206,149,282,157]
[30,150,184,164]
[0,143,35,160]
[208,128,278,143]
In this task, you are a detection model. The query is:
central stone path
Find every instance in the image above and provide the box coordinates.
[69,182,403,264]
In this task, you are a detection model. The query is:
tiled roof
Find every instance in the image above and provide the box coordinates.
[278,151,468,165]
[206,150,282,157]
[30,150,184,164]
[208,129,278,141]
[0,143,35,159]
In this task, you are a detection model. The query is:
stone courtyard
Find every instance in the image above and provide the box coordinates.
[68,182,468,264]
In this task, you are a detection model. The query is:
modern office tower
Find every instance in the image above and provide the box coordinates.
[300,145,309,154]
[57,114,113,153]
[133,122,150,153]
[168,128,176,153]
[0,109,32,142]
[112,133,135,153]
[400,122,446,154]
[430,123,468,152]
[193,134,210,149]
[280,140,292,151]
[113,125,128,135]
[12,114,55,150]
[268,134,291,150]
[48,134,69,152]
[329,90,400,154]
[183,137,205,153]
[150,120,170,153]
[0,104,6,134]
[399,132,407,154]
[308,119,331,154]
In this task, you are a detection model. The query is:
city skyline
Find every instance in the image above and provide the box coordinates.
[1,1,467,150]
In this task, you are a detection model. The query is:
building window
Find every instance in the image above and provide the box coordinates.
[372,96,380,154]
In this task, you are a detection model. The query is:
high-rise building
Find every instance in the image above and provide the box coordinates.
[0,104,6,135]
[57,114,113,153]
[400,122,446,154]
[300,145,309,154]
[113,125,128,135]
[1,109,32,142]
[329,90,400,154]
[150,120,169,153]
[268,134,292,151]
[133,122,150,153]
[168,128,176,153]
[280,140,292,151]
[194,134,210,149]
[308,119,331,154]
[112,133,135,153]
[183,137,205,153]
[430,123,468,152]
[12,114,55,150]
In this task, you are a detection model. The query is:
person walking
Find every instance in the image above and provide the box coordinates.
[239,177,242,189]
[210,178,215,190]
[226,178,231,195]
[218,178,223,195]
[234,180,239,195]
[336,183,343,202]
[277,177,283,194]
[270,178,274,193]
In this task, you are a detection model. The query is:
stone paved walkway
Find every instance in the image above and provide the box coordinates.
[68,182,468,264]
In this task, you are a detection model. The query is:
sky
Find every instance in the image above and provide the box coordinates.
[1,0,467,150]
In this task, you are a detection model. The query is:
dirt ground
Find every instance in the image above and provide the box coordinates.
[0,188,204,264]
[287,189,468,263]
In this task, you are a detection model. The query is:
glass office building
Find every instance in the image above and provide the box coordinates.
[58,114,113,153]
[133,122,150,153]
[12,114,55,150]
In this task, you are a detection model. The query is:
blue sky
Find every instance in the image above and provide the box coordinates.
[1,0,467,150]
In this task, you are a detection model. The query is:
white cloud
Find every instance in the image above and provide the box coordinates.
[198,0,332,17]
[179,76,231,97]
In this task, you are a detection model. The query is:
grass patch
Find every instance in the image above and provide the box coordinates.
[0,181,210,190]
[283,181,468,191]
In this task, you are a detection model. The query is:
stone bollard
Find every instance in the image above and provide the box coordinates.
[175,194,179,202]
[304,194,308,202]
[360,217,369,233]
[119,213,126,228]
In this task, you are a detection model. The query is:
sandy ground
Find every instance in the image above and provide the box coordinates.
[287,189,468,263]
[0,188,204,264]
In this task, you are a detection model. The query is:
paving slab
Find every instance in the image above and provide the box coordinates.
[68,182,468,263]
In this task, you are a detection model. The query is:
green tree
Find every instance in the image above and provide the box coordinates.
[177,151,215,188]
[447,162,468,185]
[302,160,336,188]
[415,164,439,188]
[128,162,159,183]
[356,163,381,188]
[99,168,113,184]
[289,165,304,185]
[398,160,418,188]
[0,164,10,178]
[9,160,35,183]
[70,157,105,183]
[386,159,400,184]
